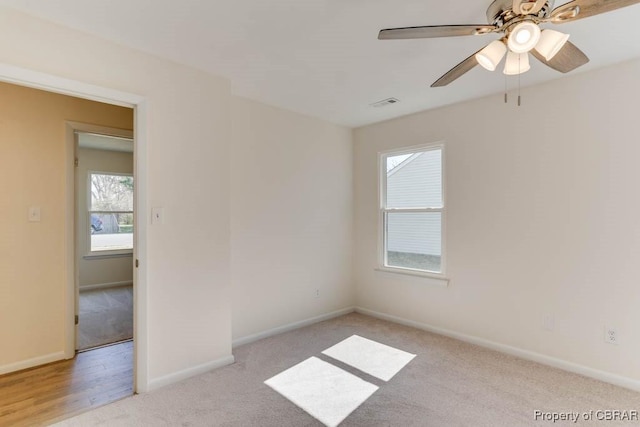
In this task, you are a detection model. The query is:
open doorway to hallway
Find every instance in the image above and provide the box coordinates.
[0,81,136,423]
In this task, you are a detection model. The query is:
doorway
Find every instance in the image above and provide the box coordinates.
[74,130,135,351]
[0,63,148,393]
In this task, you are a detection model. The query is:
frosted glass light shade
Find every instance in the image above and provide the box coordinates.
[534,29,570,61]
[503,51,530,75]
[507,21,541,53]
[475,40,507,71]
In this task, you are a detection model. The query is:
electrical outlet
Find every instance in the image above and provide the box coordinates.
[604,326,619,345]
[151,207,164,224]
[542,313,554,331]
[315,289,320,298]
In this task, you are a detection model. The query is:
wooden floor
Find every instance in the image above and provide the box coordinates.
[0,341,133,427]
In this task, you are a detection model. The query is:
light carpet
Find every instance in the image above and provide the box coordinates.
[78,286,133,350]
[265,356,378,427]
[322,334,415,381]
[53,313,640,426]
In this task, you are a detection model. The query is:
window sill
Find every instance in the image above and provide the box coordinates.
[375,266,449,287]
[83,251,133,260]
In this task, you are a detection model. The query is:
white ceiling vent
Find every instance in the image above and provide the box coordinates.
[370,97,400,108]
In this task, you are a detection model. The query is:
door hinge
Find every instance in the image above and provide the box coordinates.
[135,259,139,268]
[75,315,79,325]
[74,158,79,167]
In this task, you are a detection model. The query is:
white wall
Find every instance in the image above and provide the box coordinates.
[77,147,134,289]
[0,7,232,389]
[231,97,354,340]
[354,59,640,382]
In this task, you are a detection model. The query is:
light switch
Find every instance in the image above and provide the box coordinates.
[151,207,164,224]
[28,206,41,222]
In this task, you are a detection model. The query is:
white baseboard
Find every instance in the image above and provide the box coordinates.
[147,354,235,392]
[0,351,66,375]
[232,307,356,348]
[80,280,133,292]
[355,307,640,392]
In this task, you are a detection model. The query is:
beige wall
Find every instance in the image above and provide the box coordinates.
[230,97,354,341]
[77,147,134,289]
[0,7,232,389]
[354,59,640,383]
[0,82,133,372]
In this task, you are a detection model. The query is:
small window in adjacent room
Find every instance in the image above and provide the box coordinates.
[89,172,134,253]
[380,144,444,275]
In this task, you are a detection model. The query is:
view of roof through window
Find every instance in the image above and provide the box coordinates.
[386,153,412,172]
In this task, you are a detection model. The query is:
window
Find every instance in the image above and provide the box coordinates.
[380,144,444,275]
[89,172,134,253]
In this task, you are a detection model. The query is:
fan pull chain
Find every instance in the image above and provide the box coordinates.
[503,55,526,107]
[504,73,508,104]
[518,54,522,107]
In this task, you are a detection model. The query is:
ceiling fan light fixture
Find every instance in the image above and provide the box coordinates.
[535,29,570,61]
[475,40,507,71]
[507,21,541,53]
[503,51,530,75]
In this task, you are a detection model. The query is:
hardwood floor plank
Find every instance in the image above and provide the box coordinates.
[0,341,133,426]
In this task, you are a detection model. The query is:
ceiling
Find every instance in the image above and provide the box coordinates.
[2,0,640,127]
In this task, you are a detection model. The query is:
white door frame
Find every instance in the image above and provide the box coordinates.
[0,63,149,393]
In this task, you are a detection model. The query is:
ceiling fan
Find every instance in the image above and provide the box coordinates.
[379,0,640,87]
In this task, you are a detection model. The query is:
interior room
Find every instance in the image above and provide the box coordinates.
[76,133,134,351]
[0,1,639,426]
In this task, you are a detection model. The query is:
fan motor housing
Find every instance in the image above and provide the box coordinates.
[486,0,555,27]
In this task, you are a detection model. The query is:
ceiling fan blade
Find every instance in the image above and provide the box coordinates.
[550,0,640,23]
[378,25,497,40]
[531,41,589,73]
[431,49,481,87]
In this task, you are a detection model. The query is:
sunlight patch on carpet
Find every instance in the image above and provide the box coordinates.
[264,356,378,427]
[322,335,416,381]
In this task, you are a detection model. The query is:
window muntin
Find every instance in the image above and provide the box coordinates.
[381,146,444,274]
[89,173,134,252]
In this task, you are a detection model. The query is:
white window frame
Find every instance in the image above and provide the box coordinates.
[87,170,134,257]
[377,142,447,281]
